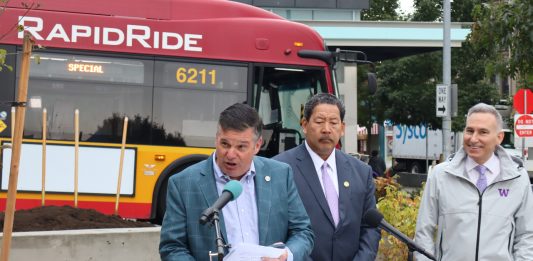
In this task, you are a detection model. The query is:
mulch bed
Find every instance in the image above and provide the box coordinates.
[0,205,155,232]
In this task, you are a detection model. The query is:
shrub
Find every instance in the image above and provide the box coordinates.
[374,176,399,199]
[375,177,423,261]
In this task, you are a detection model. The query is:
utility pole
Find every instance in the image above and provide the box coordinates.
[442,0,453,158]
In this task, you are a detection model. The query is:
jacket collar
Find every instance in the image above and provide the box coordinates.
[252,157,272,245]
[335,149,351,230]
[295,144,349,230]
[198,155,228,242]
[446,145,521,181]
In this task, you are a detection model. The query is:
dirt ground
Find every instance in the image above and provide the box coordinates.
[0,205,155,232]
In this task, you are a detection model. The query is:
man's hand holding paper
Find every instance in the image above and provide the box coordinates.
[224,243,289,261]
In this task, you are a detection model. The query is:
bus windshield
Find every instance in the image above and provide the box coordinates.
[253,66,327,157]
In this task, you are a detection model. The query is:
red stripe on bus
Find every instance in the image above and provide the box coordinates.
[0,199,151,219]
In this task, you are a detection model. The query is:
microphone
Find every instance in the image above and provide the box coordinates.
[199,180,243,225]
[363,209,435,261]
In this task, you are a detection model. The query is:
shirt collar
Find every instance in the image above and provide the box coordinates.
[212,152,256,184]
[466,153,499,174]
[304,141,337,173]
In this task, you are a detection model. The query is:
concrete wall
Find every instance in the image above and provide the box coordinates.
[339,64,358,155]
[0,227,161,261]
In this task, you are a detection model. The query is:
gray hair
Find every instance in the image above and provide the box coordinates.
[466,103,504,131]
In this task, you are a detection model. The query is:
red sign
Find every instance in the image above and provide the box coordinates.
[515,114,533,137]
[513,89,533,114]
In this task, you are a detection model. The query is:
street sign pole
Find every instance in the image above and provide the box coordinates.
[524,89,528,115]
[442,0,452,159]
[522,134,526,160]
[523,92,527,160]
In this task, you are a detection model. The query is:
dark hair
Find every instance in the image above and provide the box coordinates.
[371,150,378,157]
[303,93,345,121]
[218,103,263,139]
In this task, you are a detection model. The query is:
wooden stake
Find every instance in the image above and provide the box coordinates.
[10,107,15,144]
[41,108,47,206]
[114,117,128,216]
[1,32,33,261]
[74,109,79,208]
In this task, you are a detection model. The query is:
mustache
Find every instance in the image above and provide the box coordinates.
[319,136,334,142]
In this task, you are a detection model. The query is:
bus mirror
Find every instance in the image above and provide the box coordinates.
[333,49,377,95]
[297,50,335,65]
[336,50,367,63]
[368,72,377,95]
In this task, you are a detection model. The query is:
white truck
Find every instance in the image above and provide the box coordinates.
[391,123,526,175]
[392,124,451,173]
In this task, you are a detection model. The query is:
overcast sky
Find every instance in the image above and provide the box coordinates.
[398,0,415,15]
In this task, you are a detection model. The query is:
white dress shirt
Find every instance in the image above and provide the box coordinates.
[466,153,500,187]
[305,141,339,195]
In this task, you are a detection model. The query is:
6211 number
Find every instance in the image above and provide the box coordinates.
[176,67,216,85]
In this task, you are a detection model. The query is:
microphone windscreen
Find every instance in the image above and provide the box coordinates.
[223,180,243,201]
[363,209,384,228]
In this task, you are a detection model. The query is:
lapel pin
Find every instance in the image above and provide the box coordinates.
[344,181,350,188]
[265,176,271,182]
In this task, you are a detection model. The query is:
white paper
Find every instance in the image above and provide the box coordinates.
[224,243,285,261]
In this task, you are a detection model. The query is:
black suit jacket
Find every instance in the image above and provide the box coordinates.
[274,144,380,261]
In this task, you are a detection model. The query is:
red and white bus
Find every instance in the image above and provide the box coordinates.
[0,0,345,222]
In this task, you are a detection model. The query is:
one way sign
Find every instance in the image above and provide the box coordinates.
[436,84,450,117]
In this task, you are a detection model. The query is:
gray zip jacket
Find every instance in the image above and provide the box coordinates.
[414,146,533,261]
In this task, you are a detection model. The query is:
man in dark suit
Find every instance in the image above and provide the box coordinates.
[274,93,380,261]
[159,103,314,261]
[368,150,386,177]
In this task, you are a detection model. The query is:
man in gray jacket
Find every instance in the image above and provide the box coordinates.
[414,103,533,260]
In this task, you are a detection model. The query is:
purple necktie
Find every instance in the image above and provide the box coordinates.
[475,165,488,192]
[321,162,339,226]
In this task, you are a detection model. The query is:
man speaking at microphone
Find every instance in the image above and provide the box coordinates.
[159,103,314,261]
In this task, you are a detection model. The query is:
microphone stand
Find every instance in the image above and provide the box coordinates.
[206,209,229,261]
[213,210,225,261]
[380,225,435,260]
[408,248,414,261]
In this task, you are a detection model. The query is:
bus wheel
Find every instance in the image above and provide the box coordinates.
[153,157,206,224]
[155,180,168,225]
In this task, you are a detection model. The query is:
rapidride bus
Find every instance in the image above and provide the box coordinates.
[0,0,343,222]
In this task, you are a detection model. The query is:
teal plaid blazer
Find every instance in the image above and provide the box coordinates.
[159,155,314,261]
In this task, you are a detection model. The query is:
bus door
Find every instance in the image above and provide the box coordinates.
[0,45,17,140]
[253,65,327,157]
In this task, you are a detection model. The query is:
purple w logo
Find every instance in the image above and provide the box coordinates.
[498,189,509,197]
